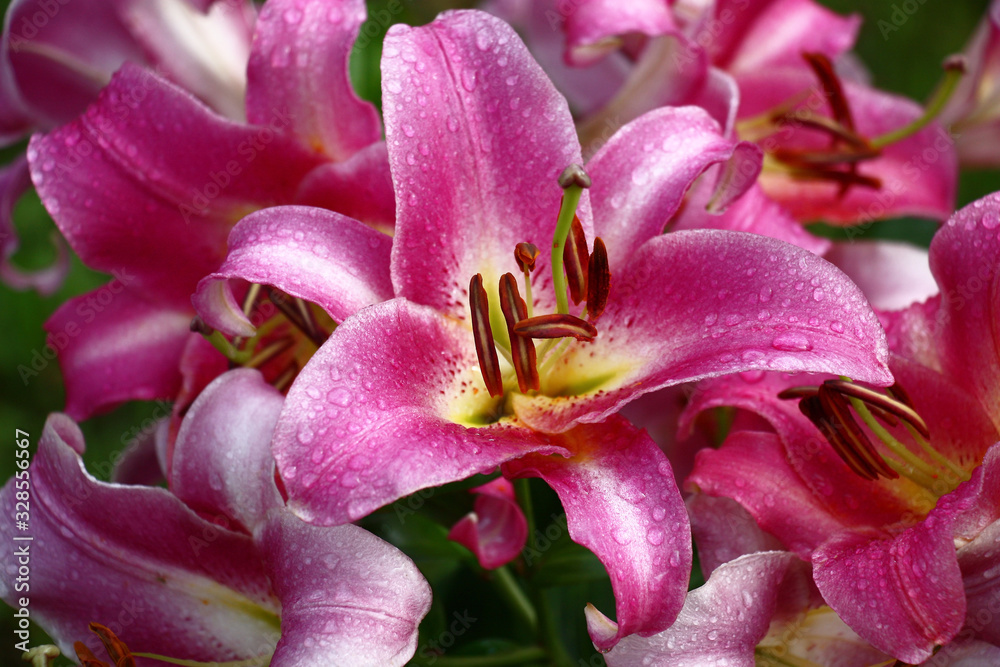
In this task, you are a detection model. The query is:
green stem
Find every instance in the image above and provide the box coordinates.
[420,646,548,666]
[491,566,538,634]
[536,594,574,667]
[550,187,584,316]
[870,62,964,149]
[515,479,538,561]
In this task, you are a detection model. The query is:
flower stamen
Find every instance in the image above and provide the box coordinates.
[499,272,540,393]
[470,273,504,397]
[514,314,597,342]
[586,237,610,321]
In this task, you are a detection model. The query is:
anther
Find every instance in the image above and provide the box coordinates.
[189,316,214,335]
[563,215,589,305]
[816,386,899,481]
[515,243,540,273]
[499,273,540,393]
[587,237,610,321]
[88,623,136,667]
[558,164,592,190]
[514,314,598,342]
[470,274,504,397]
[824,379,930,438]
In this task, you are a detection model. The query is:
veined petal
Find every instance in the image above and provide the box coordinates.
[604,552,797,667]
[171,370,285,533]
[929,192,1000,430]
[503,417,691,651]
[514,230,892,433]
[192,206,393,337]
[0,414,281,662]
[447,477,527,569]
[247,0,381,160]
[382,10,588,320]
[587,105,762,270]
[44,290,194,421]
[272,298,568,526]
[0,154,69,294]
[29,64,324,305]
[257,513,431,667]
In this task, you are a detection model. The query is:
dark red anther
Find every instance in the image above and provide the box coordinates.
[515,242,540,273]
[563,215,589,305]
[499,273,539,393]
[470,274,504,397]
[513,314,597,342]
[814,386,898,481]
[825,379,930,438]
[803,52,855,135]
[586,237,610,320]
[798,394,879,481]
[89,623,137,667]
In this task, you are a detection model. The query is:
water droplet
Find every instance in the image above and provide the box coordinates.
[328,388,352,407]
[812,288,825,301]
[283,8,302,24]
[771,332,812,352]
[646,527,664,545]
[461,69,477,92]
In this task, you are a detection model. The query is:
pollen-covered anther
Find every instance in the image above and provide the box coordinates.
[514,242,540,273]
[587,237,610,321]
[499,273,540,393]
[470,274,504,397]
[514,314,598,342]
[563,215,589,305]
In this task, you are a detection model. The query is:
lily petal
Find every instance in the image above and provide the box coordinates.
[604,551,797,667]
[382,10,587,320]
[448,477,528,570]
[29,64,324,305]
[503,416,691,651]
[295,141,396,232]
[272,298,569,525]
[192,206,394,337]
[257,512,431,666]
[514,230,892,433]
[247,0,381,160]
[686,493,783,578]
[44,290,194,420]
[561,0,678,66]
[826,241,938,312]
[0,414,281,662]
[171,369,285,533]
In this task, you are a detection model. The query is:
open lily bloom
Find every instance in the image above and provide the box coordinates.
[30,0,394,420]
[686,192,1000,662]
[264,9,892,649]
[0,369,430,666]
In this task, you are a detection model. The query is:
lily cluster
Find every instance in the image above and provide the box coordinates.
[0,0,998,665]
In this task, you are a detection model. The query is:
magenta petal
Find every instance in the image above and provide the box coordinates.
[257,513,430,666]
[247,0,381,160]
[29,65,324,304]
[826,241,938,312]
[272,298,568,525]
[587,105,761,270]
[295,141,396,231]
[0,154,69,294]
[0,414,281,662]
[503,417,691,650]
[959,520,1000,646]
[44,290,194,420]
[687,494,783,578]
[604,552,797,667]
[382,10,586,319]
[813,520,966,663]
[561,0,677,65]
[172,370,285,533]
[514,230,892,433]
[448,477,527,569]
[192,206,394,336]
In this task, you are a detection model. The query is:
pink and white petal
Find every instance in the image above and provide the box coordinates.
[741,71,957,225]
[119,0,255,120]
[720,0,860,75]
[514,230,891,433]
[295,141,396,232]
[29,65,324,305]
[257,512,430,667]
[587,105,761,270]
[382,10,587,320]
[813,517,967,664]
[670,179,831,256]
[687,493,783,578]
[448,477,527,569]
[958,519,1000,646]
[272,298,568,526]
[0,154,69,294]
[921,640,1000,665]
[0,414,281,663]
[826,241,938,312]
[561,0,678,66]
[44,290,194,421]
[171,370,285,533]
[928,193,1000,428]
[503,417,691,650]
[247,0,380,160]
[604,552,797,667]
[192,206,393,336]
[111,417,169,486]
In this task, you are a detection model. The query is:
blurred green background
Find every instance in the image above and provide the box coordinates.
[0,0,997,664]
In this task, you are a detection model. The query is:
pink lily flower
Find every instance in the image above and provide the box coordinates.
[267,9,892,649]
[0,369,431,665]
[30,0,394,420]
[685,192,1000,662]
